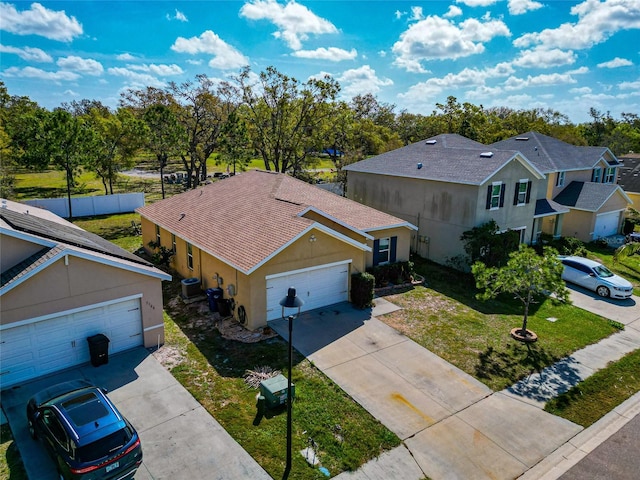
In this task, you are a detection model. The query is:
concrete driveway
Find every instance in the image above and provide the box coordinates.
[269,301,583,480]
[566,283,640,326]
[0,347,271,480]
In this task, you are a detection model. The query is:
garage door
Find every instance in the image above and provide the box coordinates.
[0,297,142,388]
[266,262,350,321]
[594,211,621,239]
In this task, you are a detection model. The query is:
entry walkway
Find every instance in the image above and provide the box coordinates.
[270,299,592,480]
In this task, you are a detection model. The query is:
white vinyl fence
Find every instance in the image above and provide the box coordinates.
[24,193,145,218]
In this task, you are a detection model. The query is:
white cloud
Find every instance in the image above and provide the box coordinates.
[410,7,424,21]
[337,65,393,97]
[619,79,640,90]
[598,57,633,68]
[570,86,592,94]
[117,53,136,61]
[2,65,80,81]
[171,30,249,70]
[504,72,578,90]
[444,6,463,18]
[240,0,337,50]
[392,14,510,72]
[395,10,405,20]
[512,48,576,68]
[0,44,52,62]
[167,9,188,22]
[0,2,83,42]
[514,0,640,50]
[291,47,356,61]
[508,0,543,15]
[456,0,499,7]
[127,63,184,76]
[57,56,104,76]
[567,66,589,74]
[107,67,166,88]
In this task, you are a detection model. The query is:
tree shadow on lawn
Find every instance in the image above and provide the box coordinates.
[474,341,561,390]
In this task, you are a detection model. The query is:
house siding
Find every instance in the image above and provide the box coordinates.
[1,235,46,272]
[1,256,165,348]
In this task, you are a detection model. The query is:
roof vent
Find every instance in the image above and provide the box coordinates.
[480,152,494,158]
[426,139,437,145]
[516,137,529,141]
[417,162,423,169]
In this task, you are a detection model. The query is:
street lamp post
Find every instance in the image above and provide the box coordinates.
[279,287,303,480]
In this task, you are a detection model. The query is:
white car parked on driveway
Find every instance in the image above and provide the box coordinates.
[559,256,634,299]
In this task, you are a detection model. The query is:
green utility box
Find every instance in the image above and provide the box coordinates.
[259,374,295,409]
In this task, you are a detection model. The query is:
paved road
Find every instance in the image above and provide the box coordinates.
[559,412,640,480]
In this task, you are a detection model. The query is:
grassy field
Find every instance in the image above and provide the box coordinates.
[0,425,27,480]
[382,256,623,391]
[544,349,640,427]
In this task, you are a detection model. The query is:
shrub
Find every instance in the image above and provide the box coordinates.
[366,261,414,287]
[351,272,375,309]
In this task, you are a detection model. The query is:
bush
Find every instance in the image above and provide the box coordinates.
[351,272,375,309]
[533,236,587,257]
[366,261,414,287]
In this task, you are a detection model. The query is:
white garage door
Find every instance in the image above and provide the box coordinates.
[266,262,350,321]
[594,211,621,239]
[0,297,142,388]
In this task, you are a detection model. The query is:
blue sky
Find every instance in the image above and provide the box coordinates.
[1,0,639,124]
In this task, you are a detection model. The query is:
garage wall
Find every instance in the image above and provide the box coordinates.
[1,256,165,348]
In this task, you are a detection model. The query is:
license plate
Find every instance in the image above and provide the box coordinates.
[106,461,119,473]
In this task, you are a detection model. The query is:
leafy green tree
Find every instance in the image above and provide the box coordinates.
[84,107,146,195]
[217,109,252,175]
[472,245,569,340]
[142,104,185,198]
[460,220,519,268]
[237,65,339,175]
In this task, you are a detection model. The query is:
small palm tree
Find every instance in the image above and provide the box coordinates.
[614,242,640,263]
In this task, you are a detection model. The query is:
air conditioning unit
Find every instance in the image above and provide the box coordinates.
[181,277,201,298]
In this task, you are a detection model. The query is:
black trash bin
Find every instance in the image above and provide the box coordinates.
[206,288,223,312]
[87,334,109,367]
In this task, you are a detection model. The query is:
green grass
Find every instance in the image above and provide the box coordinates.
[545,349,640,427]
[161,280,399,479]
[382,257,622,391]
[72,213,143,252]
[0,424,27,480]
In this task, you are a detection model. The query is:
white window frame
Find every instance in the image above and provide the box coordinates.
[516,178,528,206]
[592,167,602,183]
[604,167,615,183]
[187,243,193,270]
[556,171,565,187]
[490,182,502,210]
[378,237,391,265]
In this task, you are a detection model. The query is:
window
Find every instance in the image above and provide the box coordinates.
[513,180,531,206]
[556,171,565,187]
[171,234,176,253]
[373,236,397,266]
[592,168,602,183]
[187,243,193,270]
[486,182,505,210]
[604,167,615,183]
[155,225,161,245]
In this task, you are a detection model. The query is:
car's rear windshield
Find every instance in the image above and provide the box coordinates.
[62,393,109,427]
[76,427,133,463]
[594,265,613,278]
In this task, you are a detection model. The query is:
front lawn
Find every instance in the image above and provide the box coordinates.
[380,257,621,391]
[159,279,399,479]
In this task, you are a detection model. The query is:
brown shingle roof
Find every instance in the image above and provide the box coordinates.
[137,170,413,273]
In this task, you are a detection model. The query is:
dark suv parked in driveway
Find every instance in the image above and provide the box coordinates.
[26,379,142,480]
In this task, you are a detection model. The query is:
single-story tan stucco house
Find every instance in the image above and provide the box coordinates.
[1,199,171,388]
[137,170,416,330]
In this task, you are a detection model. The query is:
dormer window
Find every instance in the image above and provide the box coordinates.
[592,167,602,183]
[604,167,616,184]
[556,171,565,187]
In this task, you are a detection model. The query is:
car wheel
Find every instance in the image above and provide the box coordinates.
[596,285,610,297]
[27,419,37,439]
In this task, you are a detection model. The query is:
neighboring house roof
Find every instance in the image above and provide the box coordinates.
[343,133,544,185]
[1,199,171,293]
[552,181,631,212]
[137,170,416,274]
[616,154,640,194]
[490,131,619,174]
[534,198,570,217]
